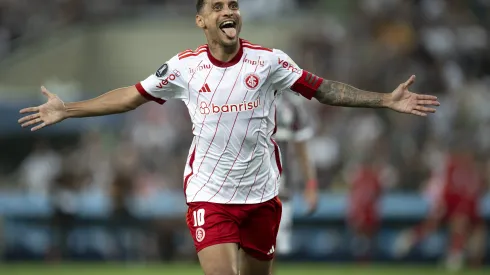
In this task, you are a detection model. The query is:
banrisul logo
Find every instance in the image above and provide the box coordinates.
[199,98,260,115]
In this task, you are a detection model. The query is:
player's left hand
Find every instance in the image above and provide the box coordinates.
[387,75,440,117]
[304,188,318,215]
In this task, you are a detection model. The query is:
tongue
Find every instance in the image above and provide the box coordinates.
[223,27,237,38]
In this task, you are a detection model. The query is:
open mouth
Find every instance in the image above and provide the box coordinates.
[219,20,237,39]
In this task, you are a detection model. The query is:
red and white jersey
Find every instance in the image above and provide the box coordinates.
[136,39,321,204]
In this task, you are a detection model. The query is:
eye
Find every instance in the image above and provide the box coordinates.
[213,3,223,11]
[230,2,239,10]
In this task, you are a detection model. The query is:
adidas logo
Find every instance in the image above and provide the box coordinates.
[267,245,275,255]
[199,83,211,93]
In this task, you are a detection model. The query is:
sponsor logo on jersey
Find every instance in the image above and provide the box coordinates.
[196,228,205,242]
[278,58,301,74]
[189,64,212,74]
[199,98,260,115]
[155,63,168,77]
[244,73,261,90]
[244,57,265,67]
[156,70,181,89]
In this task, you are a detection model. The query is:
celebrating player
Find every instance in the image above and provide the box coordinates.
[18,0,439,274]
[274,92,318,259]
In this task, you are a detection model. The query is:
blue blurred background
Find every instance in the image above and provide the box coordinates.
[0,0,490,272]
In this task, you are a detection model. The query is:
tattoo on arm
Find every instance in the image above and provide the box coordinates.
[314,80,387,108]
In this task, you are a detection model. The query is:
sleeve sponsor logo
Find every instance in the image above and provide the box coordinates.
[156,70,181,89]
[278,58,301,74]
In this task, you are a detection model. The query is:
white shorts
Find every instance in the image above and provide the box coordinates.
[276,200,293,255]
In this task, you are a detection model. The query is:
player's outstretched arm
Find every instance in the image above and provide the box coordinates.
[18,85,148,131]
[313,75,440,117]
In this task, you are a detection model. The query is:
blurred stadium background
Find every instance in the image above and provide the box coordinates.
[0,0,490,274]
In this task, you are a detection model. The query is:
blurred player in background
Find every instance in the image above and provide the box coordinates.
[18,0,439,274]
[346,156,383,262]
[274,92,318,259]
[394,143,486,271]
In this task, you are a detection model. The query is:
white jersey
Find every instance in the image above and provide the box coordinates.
[136,39,321,204]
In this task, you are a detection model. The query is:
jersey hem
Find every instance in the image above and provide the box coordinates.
[186,191,279,205]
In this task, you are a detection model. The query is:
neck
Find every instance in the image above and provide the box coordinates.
[208,40,240,63]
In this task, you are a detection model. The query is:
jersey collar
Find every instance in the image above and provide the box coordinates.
[207,39,244,68]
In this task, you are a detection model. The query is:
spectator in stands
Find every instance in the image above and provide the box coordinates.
[17,139,61,196]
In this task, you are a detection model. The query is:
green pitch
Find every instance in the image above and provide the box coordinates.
[0,263,489,275]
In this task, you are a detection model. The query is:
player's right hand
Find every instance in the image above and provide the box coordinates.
[18,86,67,131]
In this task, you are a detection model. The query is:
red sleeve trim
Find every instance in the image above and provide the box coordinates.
[290,70,323,100]
[135,83,166,105]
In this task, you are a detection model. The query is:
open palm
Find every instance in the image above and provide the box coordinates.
[18,86,66,131]
[388,75,440,117]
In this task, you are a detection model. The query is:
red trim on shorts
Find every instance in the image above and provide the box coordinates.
[291,70,323,100]
[183,146,197,196]
[135,83,166,105]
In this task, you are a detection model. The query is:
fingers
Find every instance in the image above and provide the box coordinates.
[19,106,39,114]
[18,113,40,124]
[417,94,438,101]
[415,105,436,113]
[411,110,427,117]
[417,99,440,106]
[31,122,47,132]
[403,75,416,88]
[21,117,43,128]
[41,86,55,99]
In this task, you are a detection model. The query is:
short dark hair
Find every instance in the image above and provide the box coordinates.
[196,0,205,13]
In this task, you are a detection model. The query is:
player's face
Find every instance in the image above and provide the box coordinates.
[197,0,242,47]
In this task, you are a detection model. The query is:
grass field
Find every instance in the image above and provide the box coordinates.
[0,263,489,275]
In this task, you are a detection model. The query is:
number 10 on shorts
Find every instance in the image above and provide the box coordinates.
[193,209,205,227]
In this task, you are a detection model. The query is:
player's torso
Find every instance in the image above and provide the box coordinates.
[350,168,381,204]
[179,45,282,204]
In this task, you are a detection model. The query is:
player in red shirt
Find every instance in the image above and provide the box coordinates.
[394,146,486,271]
[18,1,439,274]
[346,157,384,262]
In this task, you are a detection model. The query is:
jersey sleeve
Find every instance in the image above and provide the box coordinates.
[270,49,323,100]
[135,55,187,104]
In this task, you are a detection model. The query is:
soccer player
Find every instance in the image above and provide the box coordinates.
[346,156,383,262]
[274,91,318,258]
[18,0,439,274]
[394,146,485,271]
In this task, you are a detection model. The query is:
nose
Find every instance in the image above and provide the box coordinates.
[222,6,234,17]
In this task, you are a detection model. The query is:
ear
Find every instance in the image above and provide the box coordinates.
[196,14,206,29]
